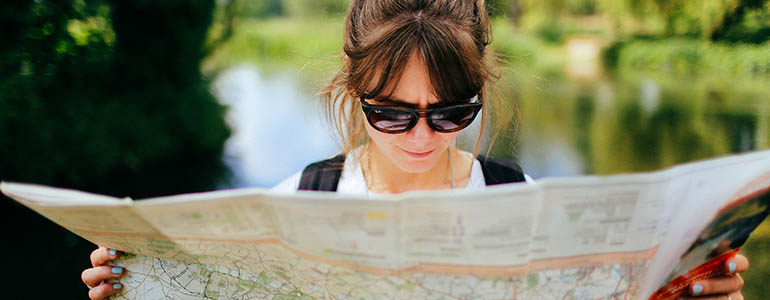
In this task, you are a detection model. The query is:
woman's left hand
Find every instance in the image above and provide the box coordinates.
[680,253,749,300]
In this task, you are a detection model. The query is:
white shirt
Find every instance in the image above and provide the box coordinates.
[272,149,533,193]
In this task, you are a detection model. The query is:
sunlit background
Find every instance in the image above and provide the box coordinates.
[1,0,769,298]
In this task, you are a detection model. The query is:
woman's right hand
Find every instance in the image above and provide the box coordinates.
[81,246,126,300]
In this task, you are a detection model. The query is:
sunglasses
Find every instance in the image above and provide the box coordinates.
[360,97,482,134]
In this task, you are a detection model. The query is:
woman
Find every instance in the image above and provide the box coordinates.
[81,1,749,299]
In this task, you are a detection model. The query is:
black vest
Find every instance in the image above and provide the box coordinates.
[298,154,525,192]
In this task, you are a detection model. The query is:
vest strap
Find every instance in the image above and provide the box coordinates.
[297,154,346,191]
[476,154,526,185]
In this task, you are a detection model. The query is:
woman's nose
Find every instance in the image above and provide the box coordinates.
[408,118,434,140]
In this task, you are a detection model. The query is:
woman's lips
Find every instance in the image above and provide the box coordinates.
[402,148,434,159]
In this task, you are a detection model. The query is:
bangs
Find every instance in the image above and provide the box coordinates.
[419,20,485,104]
[348,14,485,104]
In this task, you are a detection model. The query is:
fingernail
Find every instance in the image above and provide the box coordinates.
[729,261,737,273]
[113,283,122,290]
[111,267,123,274]
[109,249,117,256]
[692,284,703,294]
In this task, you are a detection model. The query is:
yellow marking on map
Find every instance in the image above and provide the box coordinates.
[366,211,386,220]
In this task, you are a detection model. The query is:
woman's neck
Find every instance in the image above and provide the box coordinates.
[364,144,472,194]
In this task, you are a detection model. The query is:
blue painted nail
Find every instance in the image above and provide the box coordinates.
[729,261,737,273]
[113,283,122,290]
[692,284,703,294]
[111,267,123,274]
[109,249,117,256]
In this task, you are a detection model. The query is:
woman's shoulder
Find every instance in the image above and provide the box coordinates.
[463,152,531,185]
[270,153,349,193]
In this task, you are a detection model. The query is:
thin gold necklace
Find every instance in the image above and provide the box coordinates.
[365,146,455,193]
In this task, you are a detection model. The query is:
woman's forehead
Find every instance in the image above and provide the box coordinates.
[369,55,440,105]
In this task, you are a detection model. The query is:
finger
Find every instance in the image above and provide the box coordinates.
[723,254,749,274]
[90,246,122,267]
[82,265,126,289]
[688,274,744,296]
[88,281,123,300]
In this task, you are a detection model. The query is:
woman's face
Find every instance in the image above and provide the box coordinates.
[363,56,461,173]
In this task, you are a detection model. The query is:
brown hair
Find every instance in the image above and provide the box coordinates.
[321,0,514,159]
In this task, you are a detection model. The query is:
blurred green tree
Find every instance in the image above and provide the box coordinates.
[0,0,231,196]
[284,0,349,18]
[237,0,284,18]
[1,0,231,298]
[595,0,770,41]
[506,0,769,42]
[711,0,770,43]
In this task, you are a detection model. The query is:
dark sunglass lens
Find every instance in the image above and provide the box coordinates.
[368,109,413,132]
[430,107,477,132]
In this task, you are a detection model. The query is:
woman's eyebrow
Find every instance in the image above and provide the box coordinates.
[372,97,416,107]
[373,97,446,108]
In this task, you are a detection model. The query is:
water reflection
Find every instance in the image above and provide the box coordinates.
[639,79,660,113]
[512,72,769,177]
[519,137,585,177]
[214,65,337,187]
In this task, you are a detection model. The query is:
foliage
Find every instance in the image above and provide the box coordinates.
[283,0,348,18]
[515,0,568,43]
[1,1,233,298]
[486,0,514,17]
[604,38,770,76]
[0,0,231,196]
[235,0,284,18]
[713,1,770,43]
[598,0,770,41]
[202,17,344,92]
[741,220,770,298]
[490,18,567,75]
[566,0,597,15]
[279,0,513,18]
[508,0,769,43]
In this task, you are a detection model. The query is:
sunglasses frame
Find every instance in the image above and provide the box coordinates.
[360,97,483,134]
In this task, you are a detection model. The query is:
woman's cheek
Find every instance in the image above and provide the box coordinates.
[441,132,460,145]
[365,123,396,148]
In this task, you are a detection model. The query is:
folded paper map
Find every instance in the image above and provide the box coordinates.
[3,149,770,299]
